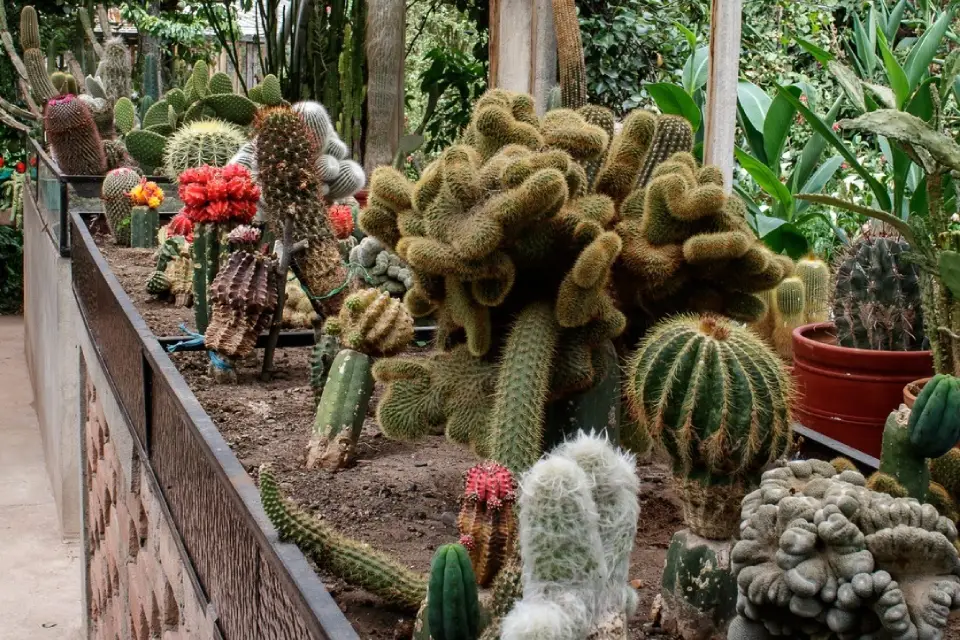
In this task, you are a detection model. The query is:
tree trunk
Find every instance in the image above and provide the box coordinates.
[364,0,405,175]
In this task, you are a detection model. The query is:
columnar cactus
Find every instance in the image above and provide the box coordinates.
[307,349,375,470]
[833,233,925,350]
[772,276,805,359]
[259,465,428,611]
[309,332,341,407]
[421,544,482,640]
[45,95,107,175]
[101,167,141,246]
[203,250,278,360]
[96,37,132,104]
[551,0,587,110]
[795,256,830,323]
[19,7,57,102]
[731,460,960,639]
[501,432,639,639]
[323,288,414,357]
[142,53,160,101]
[456,462,517,587]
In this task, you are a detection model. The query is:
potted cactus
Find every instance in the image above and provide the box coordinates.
[126,178,164,248]
[792,232,934,458]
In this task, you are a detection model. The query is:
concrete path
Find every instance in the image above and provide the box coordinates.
[0,316,83,638]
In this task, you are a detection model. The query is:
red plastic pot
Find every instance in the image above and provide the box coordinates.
[791,322,934,459]
[354,188,369,210]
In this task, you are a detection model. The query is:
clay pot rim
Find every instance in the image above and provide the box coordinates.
[903,376,933,410]
[792,322,933,360]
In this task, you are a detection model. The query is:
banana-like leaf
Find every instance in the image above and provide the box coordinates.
[877,28,909,108]
[904,9,954,92]
[840,110,960,173]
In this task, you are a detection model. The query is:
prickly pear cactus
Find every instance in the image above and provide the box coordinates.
[732,460,960,639]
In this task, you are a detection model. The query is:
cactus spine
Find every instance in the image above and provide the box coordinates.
[129,206,159,248]
[796,255,830,323]
[259,465,427,611]
[551,0,587,110]
[101,168,141,246]
[306,349,375,471]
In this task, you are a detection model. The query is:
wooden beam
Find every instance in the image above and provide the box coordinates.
[703,0,743,191]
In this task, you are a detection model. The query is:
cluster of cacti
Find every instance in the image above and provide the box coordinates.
[282,273,318,328]
[456,462,517,588]
[247,74,284,107]
[751,257,830,360]
[501,432,639,639]
[349,236,414,295]
[162,119,246,178]
[45,94,107,176]
[100,167,141,245]
[306,349,375,470]
[833,233,926,351]
[256,106,348,313]
[361,90,790,474]
[203,249,278,360]
[730,460,960,639]
[323,288,414,357]
[145,235,188,299]
[259,465,428,611]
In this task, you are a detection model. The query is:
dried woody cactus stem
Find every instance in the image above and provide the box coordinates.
[261,218,309,380]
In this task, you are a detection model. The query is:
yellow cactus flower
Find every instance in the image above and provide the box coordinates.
[147,196,162,209]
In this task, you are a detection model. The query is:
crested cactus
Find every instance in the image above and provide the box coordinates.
[162,119,246,178]
[306,349,375,470]
[96,37,132,104]
[45,95,106,175]
[833,233,925,351]
[203,250,278,360]
[795,255,830,323]
[732,461,960,639]
[456,462,517,588]
[323,288,414,357]
[259,465,428,611]
[101,167,141,245]
[501,432,639,639]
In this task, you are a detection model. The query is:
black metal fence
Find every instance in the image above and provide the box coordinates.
[71,211,359,639]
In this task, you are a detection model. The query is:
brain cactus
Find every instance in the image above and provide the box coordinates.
[323,288,414,357]
[833,233,925,351]
[731,460,960,639]
[457,462,517,587]
[626,314,792,538]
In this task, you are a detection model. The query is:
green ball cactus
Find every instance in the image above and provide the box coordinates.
[162,120,246,178]
[101,168,141,246]
[626,314,792,538]
[426,544,481,640]
[322,288,414,357]
[833,233,925,351]
[909,374,960,459]
[45,94,106,175]
[306,349,375,470]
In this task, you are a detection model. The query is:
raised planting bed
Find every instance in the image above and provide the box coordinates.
[83,212,685,638]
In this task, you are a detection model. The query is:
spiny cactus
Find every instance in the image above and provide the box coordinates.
[165,246,194,307]
[732,461,960,639]
[327,203,354,239]
[203,250,278,360]
[323,288,414,357]
[96,37,131,104]
[114,96,136,135]
[833,233,925,351]
[19,7,57,102]
[626,314,792,539]
[45,95,106,175]
[50,71,77,96]
[259,465,428,611]
[551,0,587,110]
[456,462,517,588]
[501,433,639,639]
[422,544,482,640]
[162,119,246,178]
[78,94,116,140]
[933,448,960,497]
[772,276,805,359]
[795,255,830,323]
[249,74,283,106]
[101,167,141,245]
[282,273,318,328]
[125,129,167,171]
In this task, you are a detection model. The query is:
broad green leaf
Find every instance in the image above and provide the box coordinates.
[763,85,801,173]
[940,251,960,298]
[877,28,909,108]
[753,213,790,237]
[828,60,867,113]
[737,104,768,166]
[759,220,810,258]
[841,109,960,173]
[794,35,834,65]
[737,81,771,134]
[682,47,709,96]
[790,97,843,193]
[844,40,868,78]
[782,86,892,211]
[940,49,960,102]
[645,83,702,131]
[853,14,877,76]
[735,147,794,215]
[674,22,698,52]
[911,175,929,219]
[886,0,908,43]
[862,81,898,109]
[904,9,954,92]
[906,77,937,122]
[796,156,844,214]
[733,185,764,221]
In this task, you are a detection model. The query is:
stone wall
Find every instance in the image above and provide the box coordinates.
[84,373,220,640]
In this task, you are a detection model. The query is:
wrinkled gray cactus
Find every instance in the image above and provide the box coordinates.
[500,432,639,640]
[349,236,414,295]
[732,459,960,639]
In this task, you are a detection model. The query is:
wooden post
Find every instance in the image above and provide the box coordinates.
[489,0,557,113]
[703,0,743,191]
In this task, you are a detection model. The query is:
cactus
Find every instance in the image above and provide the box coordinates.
[309,333,341,407]
[101,168,141,245]
[191,224,219,333]
[833,233,925,350]
[166,246,194,307]
[928,482,960,522]
[114,96,136,135]
[258,74,283,106]
[147,236,187,297]
[203,250,278,359]
[78,94,116,140]
[50,71,77,96]
[425,544,481,640]
[551,0,587,110]
[259,465,428,611]
[909,373,960,458]
[162,119,246,178]
[932,448,960,497]
[256,106,348,313]
[97,37,132,104]
[830,456,859,474]
[327,203,354,239]
[456,462,517,588]
[207,71,233,95]
[770,276,805,360]
[142,52,160,101]
[204,93,259,126]
[306,349,375,470]
[283,273,318,328]
[129,206,159,248]
[795,255,830,323]
[146,270,171,297]
[732,461,960,639]
[501,433,639,639]
[348,236,413,296]
[323,288,414,357]
[44,95,106,175]
[19,7,58,102]
[125,129,167,171]
[626,314,792,538]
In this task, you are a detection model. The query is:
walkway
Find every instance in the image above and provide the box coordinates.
[0,316,83,638]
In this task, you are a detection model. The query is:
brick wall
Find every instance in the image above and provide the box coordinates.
[84,376,220,640]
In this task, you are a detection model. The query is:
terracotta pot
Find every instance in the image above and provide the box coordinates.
[903,377,933,410]
[354,188,369,209]
[791,322,934,458]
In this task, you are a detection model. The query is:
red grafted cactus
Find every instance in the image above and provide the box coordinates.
[457,461,517,586]
[327,204,355,239]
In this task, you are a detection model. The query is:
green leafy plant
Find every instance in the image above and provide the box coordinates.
[0,225,23,315]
